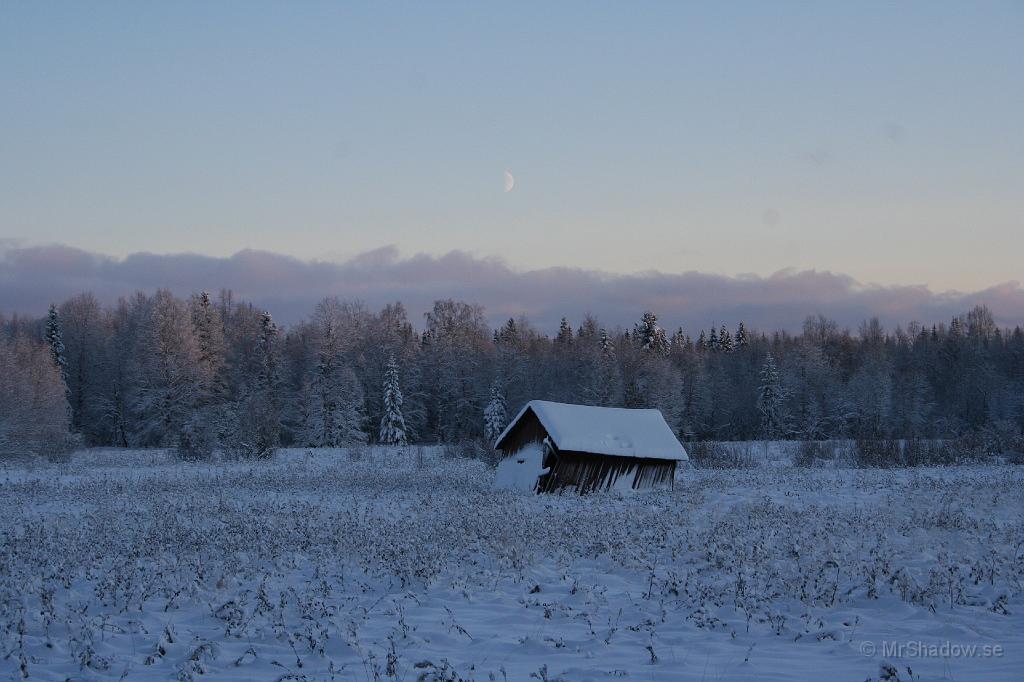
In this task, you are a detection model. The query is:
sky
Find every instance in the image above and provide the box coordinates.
[1,2,1022,327]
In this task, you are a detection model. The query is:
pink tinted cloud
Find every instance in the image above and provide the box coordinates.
[2,244,1022,333]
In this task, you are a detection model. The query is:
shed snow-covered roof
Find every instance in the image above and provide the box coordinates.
[495,400,688,461]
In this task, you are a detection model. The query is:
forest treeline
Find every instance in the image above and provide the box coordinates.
[1,289,1023,458]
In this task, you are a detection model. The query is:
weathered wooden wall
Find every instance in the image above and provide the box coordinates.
[537,451,675,494]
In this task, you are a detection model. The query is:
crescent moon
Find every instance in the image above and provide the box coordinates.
[503,170,515,193]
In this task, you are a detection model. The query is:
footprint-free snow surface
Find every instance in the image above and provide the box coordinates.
[1,448,1022,681]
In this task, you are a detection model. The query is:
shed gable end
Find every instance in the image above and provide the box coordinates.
[494,407,549,454]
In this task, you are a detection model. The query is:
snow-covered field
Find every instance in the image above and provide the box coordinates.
[2,448,1022,681]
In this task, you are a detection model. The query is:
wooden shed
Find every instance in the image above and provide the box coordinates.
[493,400,688,494]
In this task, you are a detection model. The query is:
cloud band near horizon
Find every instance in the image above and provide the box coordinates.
[2,243,1022,334]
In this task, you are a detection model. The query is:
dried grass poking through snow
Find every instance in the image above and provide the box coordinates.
[1,449,1022,681]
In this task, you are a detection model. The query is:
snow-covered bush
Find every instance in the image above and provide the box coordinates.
[220,394,279,460]
[794,440,831,467]
[976,420,1024,458]
[853,439,903,467]
[687,440,757,468]
[175,409,218,461]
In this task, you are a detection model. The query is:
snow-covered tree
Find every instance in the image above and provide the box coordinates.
[635,311,669,354]
[224,310,284,458]
[555,317,573,346]
[848,356,893,439]
[14,288,1024,448]
[577,314,599,341]
[190,291,227,402]
[254,311,285,450]
[360,302,419,442]
[708,326,719,352]
[483,377,508,444]
[784,343,847,440]
[596,328,623,406]
[670,327,685,352]
[734,322,749,350]
[757,352,788,445]
[169,291,231,459]
[379,353,407,446]
[719,324,734,353]
[0,336,72,458]
[421,299,491,441]
[128,290,202,448]
[497,317,517,346]
[297,311,366,447]
[57,294,108,441]
[44,304,67,383]
[301,364,366,447]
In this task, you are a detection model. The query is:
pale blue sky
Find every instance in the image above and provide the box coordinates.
[1,2,1021,291]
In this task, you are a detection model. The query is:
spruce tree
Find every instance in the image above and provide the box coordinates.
[735,321,749,349]
[949,317,962,338]
[556,317,573,345]
[498,318,517,346]
[596,328,622,406]
[671,327,686,352]
[379,353,408,446]
[302,315,366,448]
[719,324,734,353]
[757,352,788,453]
[483,377,508,444]
[44,304,68,384]
[233,310,283,458]
[636,311,668,353]
[708,326,719,351]
[577,315,598,340]
[257,312,279,392]
[190,291,227,402]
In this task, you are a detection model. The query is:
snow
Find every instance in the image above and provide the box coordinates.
[493,442,549,492]
[1,447,1023,681]
[496,400,689,461]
